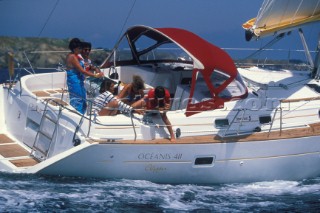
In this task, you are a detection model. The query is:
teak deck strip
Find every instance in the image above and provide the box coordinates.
[0,134,15,144]
[54,89,67,93]
[43,98,68,106]
[0,144,29,158]
[33,91,50,97]
[94,122,320,144]
[32,90,68,106]
[0,134,40,167]
[10,158,39,167]
[33,89,67,97]
[281,97,320,103]
[46,90,57,94]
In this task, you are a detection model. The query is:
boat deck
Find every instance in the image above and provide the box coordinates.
[90,122,320,144]
[31,89,320,145]
[33,89,67,97]
[0,134,39,167]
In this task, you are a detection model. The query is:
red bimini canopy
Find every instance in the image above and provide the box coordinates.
[154,27,248,116]
[105,26,248,116]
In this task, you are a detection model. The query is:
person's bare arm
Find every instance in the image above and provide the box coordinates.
[117,84,130,101]
[69,55,103,78]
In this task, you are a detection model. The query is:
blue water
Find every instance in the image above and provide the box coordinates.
[0,173,319,212]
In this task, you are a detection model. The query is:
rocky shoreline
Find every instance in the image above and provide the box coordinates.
[0,37,110,69]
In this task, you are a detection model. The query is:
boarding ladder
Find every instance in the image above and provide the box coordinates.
[31,100,63,161]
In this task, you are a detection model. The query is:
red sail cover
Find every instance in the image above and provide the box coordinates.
[154,27,248,116]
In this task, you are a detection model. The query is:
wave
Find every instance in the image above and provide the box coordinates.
[0,173,319,212]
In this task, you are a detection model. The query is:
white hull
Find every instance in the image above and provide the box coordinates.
[1,25,320,184]
[30,138,320,184]
[1,68,320,184]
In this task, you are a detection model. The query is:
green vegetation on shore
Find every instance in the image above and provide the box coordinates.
[0,37,110,69]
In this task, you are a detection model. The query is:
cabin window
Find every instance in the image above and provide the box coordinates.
[191,72,212,104]
[259,116,271,124]
[115,36,134,62]
[194,157,214,165]
[181,77,192,85]
[307,84,320,93]
[215,72,247,99]
[215,119,229,128]
[139,43,176,61]
[135,35,158,56]
[138,42,190,62]
[210,69,229,89]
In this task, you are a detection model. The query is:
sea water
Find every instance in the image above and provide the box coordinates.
[0,173,319,212]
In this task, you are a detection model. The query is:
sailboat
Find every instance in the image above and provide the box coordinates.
[0,1,320,184]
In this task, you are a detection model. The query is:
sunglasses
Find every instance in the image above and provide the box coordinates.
[83,48,91,52]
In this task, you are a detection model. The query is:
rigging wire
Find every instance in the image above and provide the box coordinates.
[117,0,137,40]
[38,0,60,37]
[244,33,286,60]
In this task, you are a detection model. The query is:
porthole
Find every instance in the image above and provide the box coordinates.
[259,116,271,124]
[195,157,214,165]
[215,119,229,128]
